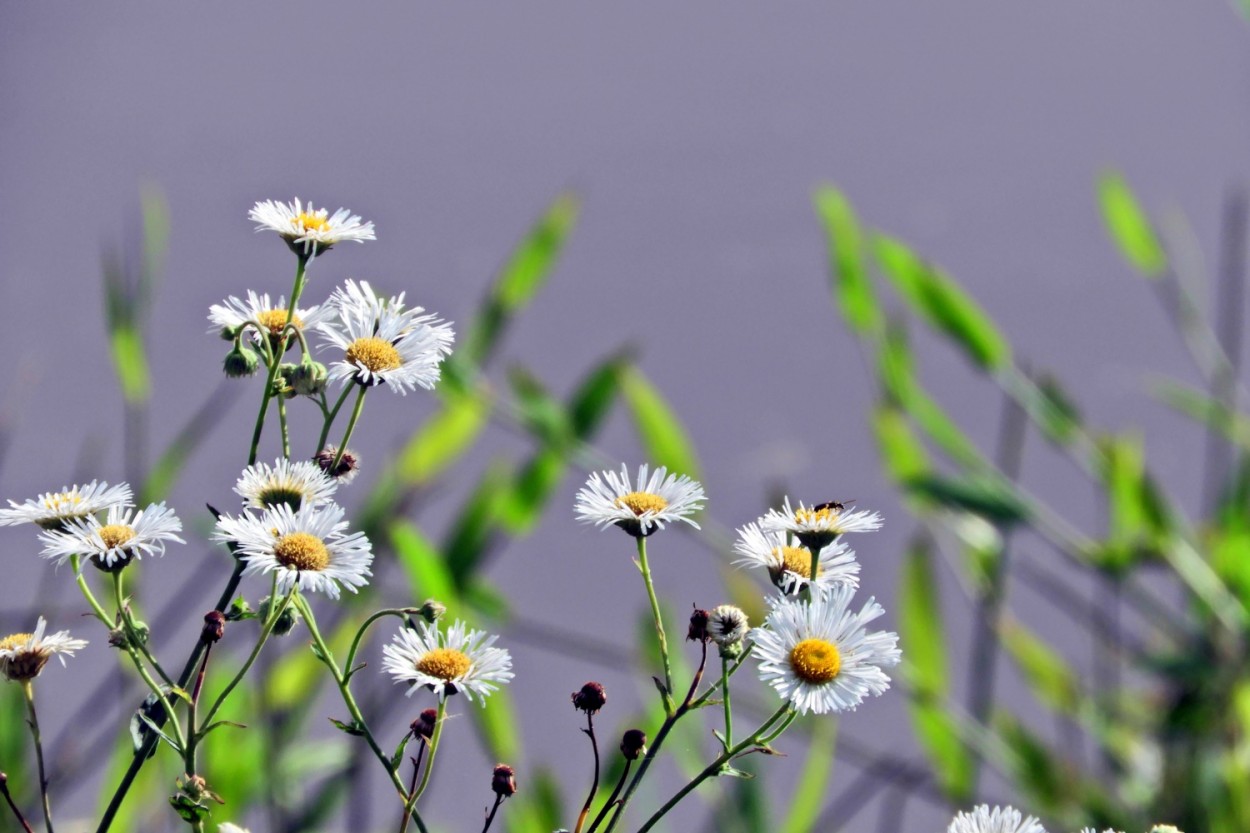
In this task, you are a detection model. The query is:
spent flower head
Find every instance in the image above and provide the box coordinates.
[733,521,860,597]
[707,605,750,649]
[946,805,1046,833]
[574,463,705,538]
[319,279,455,395]
[0,480,133,531]
[249,198,375,256]
[0,617,88,682]
[40,502,184,572]
[382,619,513,704]
[213,502,373,599]
[752,585,900,715]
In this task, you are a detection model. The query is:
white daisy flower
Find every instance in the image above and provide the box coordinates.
[752,584,900,715]
[574,463,706,538]
[234,458,338,511]
[0,617,88,682]
[0,480,133,531]
[213,502,372,599]
[382,619,513,704]
[249,198,375,256]
[733,521,860,596]
[208,290,330,347]
[760,497,883,550]
[947,805,1047,833]
[707,605,750,648]
[318,279,455,395]
[219,824,250,833]
[40,503,184,572]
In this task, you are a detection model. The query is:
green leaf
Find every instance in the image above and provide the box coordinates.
[569,352,628,439]
[1151,377,1250,449]
[873,234,1011,370]
[508,365,571,445]
[871,403,931,485]
[620,365,702,481]
[813,184,881,334]
[1001,620,1080,715]
[904,474,1029,525]
[995,713,1069,814]
[779,717,837,833]
[900,537,947,696]
[498,448,565,535]
[108,325,151,404]
[497,192,580,311]
[396,391,490,486]
[1097,171,1167,277]
[1029,373,1082,447]
[440,460,510,586]
[391,520,460,616]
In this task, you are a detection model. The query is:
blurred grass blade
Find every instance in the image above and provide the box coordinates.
[779,717,837,833]
[873,234,1011,371]
[1097,171,1167,278]
[1000,620,1080,715]
[106,321,151,404]
[140,383,239,502]
[621,365,702,481]
[498,448,565,534]
[813,184,881,334]
[441,460,510,585]
[396,390,490,486]
[871,403,931,485]
[994,713,1068,814]
[1151,377,1250,448]
[391,520,460,615]
[904,473,1029,526]
[569,351,629,439]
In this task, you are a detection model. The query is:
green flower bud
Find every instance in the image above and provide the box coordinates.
[223,345,260,378]
[258,595,302,636]
[289,361,328,397]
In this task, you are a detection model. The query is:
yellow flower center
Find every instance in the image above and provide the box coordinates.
[776,546,820,579]
[0,633,32,652]
[614,492,669,516]
[789,638,841,684]
[345,337,403,373]
[294,211,330,233]
[256,309,304,334]
[416,647,473,680]
[99,524,136,550]
[794,506,839,527]
[273,532,330,572]
[41,491,83,512]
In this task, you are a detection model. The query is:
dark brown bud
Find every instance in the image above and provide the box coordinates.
[411,708,438,740]
[687,608,710,642]
[314,446,360,483]
[491,763,517,797]
[202,611,226,644]
[620,728,647,760]
[571,681,607,714]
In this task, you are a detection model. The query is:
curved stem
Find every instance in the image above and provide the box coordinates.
[21,683,54,833]
[481,794,505,833]
[0,772,35,833]
[634,536,674,713]
[247,257,307,466]
[70,556,111,625]
[297,596,430,833]
[345,609,414,675]
[585,759,631,833]
[317,384,355,453]
[330,386,368,472]
[573,711,600,833]
[112,571,175,690]
[411,701,446,804]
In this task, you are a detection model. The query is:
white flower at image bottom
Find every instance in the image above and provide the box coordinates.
[249,198,375,255]
[0,617,88,682]
[39,503,184,571]
[574,463,706,537]
[318,279,455,395]
[382,619,513,704]
[0,480,133,530]
[234,458,338,511]
[213,502,372,599]
[947,805,1047,833]
[752,584,900,715]
[733,521,860,596]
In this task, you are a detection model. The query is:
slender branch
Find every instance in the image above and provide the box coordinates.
[634,536,674,713]
[584,759,631,833]
[330,386,368,472]
[481,794,505,833]
[411,701,446,804]
[247,257,307,466]
[197,584,292,734]
[21,683,54,833]
[397,742,428,833]
[0,773,35,833]
[573,712,601,833]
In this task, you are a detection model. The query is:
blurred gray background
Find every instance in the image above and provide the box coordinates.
[2,2,1248,831]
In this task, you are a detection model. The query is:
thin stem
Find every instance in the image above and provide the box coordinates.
[185,642,212,775]
[481,794,505,833]
[346,609,414,674]
[21,683,54,833]
[297,596,430,833]
[720,656,733,749]
[247,257,307,466]
[397,743,427,833]
[317,384,355,453]
[585,759,631,833]
[634,536,674,713]
[412,701,446,804]
[0,773,35,833]
[331,386,368,472]
[278,397,291,459]
[574,711,601,833]
[112,571,175,690]
[70,556,111,625]
[197,584,292,734]
[634,704,792,833]
[109,573,187,753]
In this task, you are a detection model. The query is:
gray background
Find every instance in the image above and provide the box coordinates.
[1,2,1247,831]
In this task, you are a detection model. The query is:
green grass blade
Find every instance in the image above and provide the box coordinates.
[1097,171,1167,278]
[812,184,881,334]
[620,365,701,481]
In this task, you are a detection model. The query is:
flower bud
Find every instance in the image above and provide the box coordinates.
[620,728,647,760]
[224,597,253,622]
[201,611,225,644]
[289,361,328,397]
[687,608,710,642]
[274,364,299,398]
[258,596,302,636]
[491,763,517,798]
[418,600,446,624]
[411,708,438,741]
[315,446,360,484]
[223,345,260,378]
[572,681,607,714]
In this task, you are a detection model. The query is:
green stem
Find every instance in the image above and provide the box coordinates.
[317,384,355,453]
[634,536,674,714]
[345,609,414,675]
[247,257,307,466]
[21,682,55,833]
[297,596,429,833]
[634,705,792,833]
[70,556,112,625]
[411,700,446,804]
[721,656,733,749]
[110,573,186,753]
[112,571,176,690]
[331,386,368,471]
[278,397,291,459]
